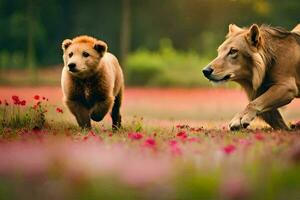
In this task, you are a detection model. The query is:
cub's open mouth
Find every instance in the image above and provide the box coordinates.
[68,68,79,73]
[209,74,231,82]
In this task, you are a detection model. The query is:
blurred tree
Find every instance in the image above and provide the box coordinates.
[0,0,299,69]
[120,0,131,70]
[26,0,36,78]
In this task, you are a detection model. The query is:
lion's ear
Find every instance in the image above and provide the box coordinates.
[291,24,300,35]
[62,39,72,52]
[248,24,261,47]
[94,40,108,56]
[228,24,243,34]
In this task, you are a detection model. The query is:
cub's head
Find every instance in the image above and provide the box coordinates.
[62,35,107,78]
[202,24,266,90]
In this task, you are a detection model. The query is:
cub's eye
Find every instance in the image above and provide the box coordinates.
[82,51,90,57]
[68,52,73,58]
[228,48,238,57]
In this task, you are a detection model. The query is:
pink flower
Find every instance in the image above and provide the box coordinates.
[128,132,143,140]
[56,107,63,113]
[143,138,156,148]
[34,95,40,100]
[168,140,178,146]
[168,140,182,155]
[239,139,251,146]
[223,144,236,155]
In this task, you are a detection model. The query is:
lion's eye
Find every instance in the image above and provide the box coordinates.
[82,51,90,57]
[228,48,238,57]
[68,52,73,58]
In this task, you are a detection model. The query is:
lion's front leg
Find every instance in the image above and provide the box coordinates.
[229,105,258,131]
[229,81,297,131]
[260,109,290,130]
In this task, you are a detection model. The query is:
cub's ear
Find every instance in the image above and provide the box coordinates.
[228,24,243,34]
[94,40,108,56]
[247,24,261,47]
[62,39,72,52]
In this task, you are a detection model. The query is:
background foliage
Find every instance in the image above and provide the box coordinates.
[0,0,299,86]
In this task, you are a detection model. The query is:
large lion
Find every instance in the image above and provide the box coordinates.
[202,24,300,130]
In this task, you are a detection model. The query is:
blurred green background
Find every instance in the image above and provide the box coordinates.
[0,0,299,86]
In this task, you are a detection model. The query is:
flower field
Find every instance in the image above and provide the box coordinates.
[1,87,300,200]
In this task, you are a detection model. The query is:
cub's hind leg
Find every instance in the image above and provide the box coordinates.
[111,90,123,130]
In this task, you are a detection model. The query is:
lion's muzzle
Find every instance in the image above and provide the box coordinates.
[202,66,214,78]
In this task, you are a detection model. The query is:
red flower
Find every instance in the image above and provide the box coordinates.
[223,144,236,155]
[20,100,26,106]
[0,100,2,105]
[83,131,99,141]
[128,132,143,140]
[56,107,63,113]
[88,131,96,137]
[12,95,19,102]
[34,95,40,100]
[176,131,188,140]
[12,95,20,105]
[176,124,189,129]
[143,138,156,148]
[254,133,264,141]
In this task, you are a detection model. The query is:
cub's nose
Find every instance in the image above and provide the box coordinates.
[202,66,214,78]
[68,63,76,71]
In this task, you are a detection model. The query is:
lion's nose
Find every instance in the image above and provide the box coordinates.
[202,66,214,77]
[68,63,76,71]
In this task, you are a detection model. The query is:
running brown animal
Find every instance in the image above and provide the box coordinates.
[61,35,124,130]
[202,24,300,130]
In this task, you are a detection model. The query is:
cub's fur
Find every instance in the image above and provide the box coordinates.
[61,35,124,129]
[203,24,300,130]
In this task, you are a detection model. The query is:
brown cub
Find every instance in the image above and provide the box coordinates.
[202,24,300,131]
[61,35,124,130]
